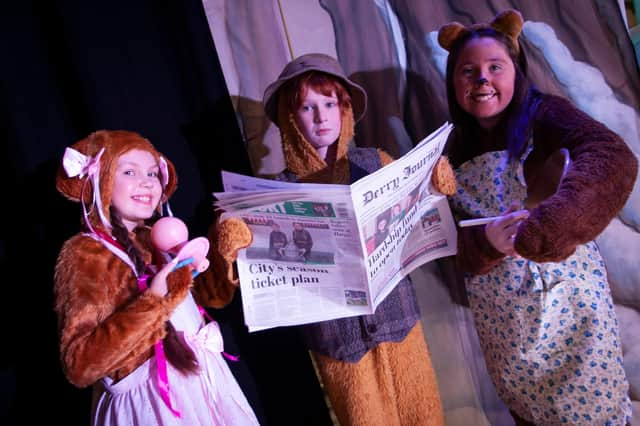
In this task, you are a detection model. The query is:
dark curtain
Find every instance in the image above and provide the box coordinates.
[0,1,330,425]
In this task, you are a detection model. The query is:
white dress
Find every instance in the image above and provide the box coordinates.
[92,291,259,425]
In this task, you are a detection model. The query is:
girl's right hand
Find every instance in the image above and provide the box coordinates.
[485,203,529,256]
[148,256,195,297]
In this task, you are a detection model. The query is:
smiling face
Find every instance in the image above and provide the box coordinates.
[453,37,516,129]
[111,149,163,231]
[293,86,342,160]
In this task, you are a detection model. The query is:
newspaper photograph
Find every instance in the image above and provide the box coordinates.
[214,122,457,331]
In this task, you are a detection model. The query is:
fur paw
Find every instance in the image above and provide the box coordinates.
[217,217,253,261]
[431,156,456,195]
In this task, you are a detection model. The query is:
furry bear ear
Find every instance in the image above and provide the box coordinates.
[438,22,468,51]
[490,9,524,51]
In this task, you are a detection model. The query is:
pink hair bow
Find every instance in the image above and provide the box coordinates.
[159,156,169,188]
[158,156,174,217]
[62,147,105,179]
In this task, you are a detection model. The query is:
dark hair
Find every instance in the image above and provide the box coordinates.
[282,71,352,113]
[110,207,199,375]
[444,27,542,163]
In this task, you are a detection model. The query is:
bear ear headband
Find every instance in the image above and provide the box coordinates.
[437,9,524,53]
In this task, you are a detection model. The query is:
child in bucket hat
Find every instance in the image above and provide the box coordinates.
[203,53,457,425]
[54,130,259,425]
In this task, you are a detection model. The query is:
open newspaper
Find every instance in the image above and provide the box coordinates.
[215,122,457,331]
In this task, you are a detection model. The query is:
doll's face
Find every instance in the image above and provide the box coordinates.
[294,86,342,157]
[112,149,163,231]
[453,37,515,129]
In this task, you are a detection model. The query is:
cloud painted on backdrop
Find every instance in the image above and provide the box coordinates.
[426,31,447,79]
[523,20,639,230]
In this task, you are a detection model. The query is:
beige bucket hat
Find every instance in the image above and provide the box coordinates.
[263,53,367,125]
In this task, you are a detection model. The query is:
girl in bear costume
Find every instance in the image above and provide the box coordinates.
[54,130,259,425]
[439,9,636,425]
[204,53,457,425]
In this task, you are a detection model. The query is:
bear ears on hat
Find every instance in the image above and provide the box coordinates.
[438,9,524,52]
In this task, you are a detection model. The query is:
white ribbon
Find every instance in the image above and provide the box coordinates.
[62,146,105,179]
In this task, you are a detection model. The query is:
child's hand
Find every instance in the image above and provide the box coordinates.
[485,203,529,256]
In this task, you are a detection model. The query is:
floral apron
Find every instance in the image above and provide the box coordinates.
[450,146,632,425]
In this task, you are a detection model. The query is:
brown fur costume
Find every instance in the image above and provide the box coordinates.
[54,130,230,387]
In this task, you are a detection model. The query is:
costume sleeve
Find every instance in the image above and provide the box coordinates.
[191,218,240,309]
[54,235,192,388]
[514,95,638,262]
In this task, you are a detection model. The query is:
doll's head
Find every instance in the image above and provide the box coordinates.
[438,9,530,130]
[151,216,210,273]
[56,130,177,231]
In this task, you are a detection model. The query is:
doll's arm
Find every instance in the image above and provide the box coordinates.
[515,96,638,262]
[54,235,192,388]
[192,215,253,308]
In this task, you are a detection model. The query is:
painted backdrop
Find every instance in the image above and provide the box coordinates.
[203,1,640,424]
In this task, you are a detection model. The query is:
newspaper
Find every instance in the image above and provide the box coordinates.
[214,122,457,331]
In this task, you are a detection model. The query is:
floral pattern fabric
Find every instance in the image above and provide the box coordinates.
[450,148,632,425]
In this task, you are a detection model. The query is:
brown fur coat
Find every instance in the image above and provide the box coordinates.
[54,226,227,387]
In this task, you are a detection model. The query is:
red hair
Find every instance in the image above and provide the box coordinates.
[283,71,351,113]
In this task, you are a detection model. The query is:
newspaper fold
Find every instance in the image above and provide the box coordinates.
[214,122,457,331]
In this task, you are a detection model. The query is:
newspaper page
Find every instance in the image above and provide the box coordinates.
[216,183,371,331]
[349,122,457,308]
[215,122,457,331]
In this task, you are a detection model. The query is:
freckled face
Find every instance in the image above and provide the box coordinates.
[111,149,162,231]
[294,87,342,155]
[454,37,516,129]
